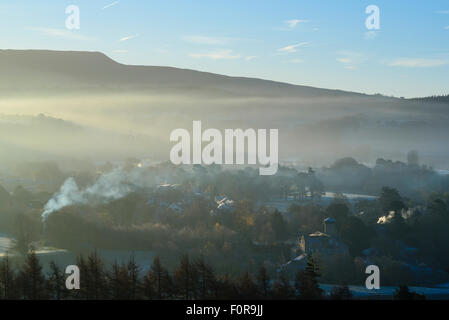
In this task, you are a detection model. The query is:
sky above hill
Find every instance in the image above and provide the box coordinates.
[0,0,448,97]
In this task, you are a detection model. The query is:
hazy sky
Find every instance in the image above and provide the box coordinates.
[1,0,448,97]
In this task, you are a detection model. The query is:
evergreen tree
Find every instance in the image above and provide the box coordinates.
[108,260,129,299]
[0,253,18,299]
[237,272,259,299]
[127,254,141,299]
[193,255,216,299]
[330,284,353,300]
[77,252,108,299]
[142,269,157,299]
[393,285,425,300]
[12,214,35,256]
[270,211,289,242]
[162,269,175,299]
[272,273,295,300]
[19,249,48,299]
[256,265,271,299]
[87,251,108,299]
[147,256,169,299]
[48,261,67,300]
[173,254,196,299]
[295,255,323,300]
[214,274,237,300]
[76,254,90,299]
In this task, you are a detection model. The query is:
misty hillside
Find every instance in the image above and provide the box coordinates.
[0,49,368,98]
[0,49,449,169]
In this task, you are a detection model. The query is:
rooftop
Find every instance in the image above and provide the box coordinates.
[309,231,330,238]
[324,217,336,224]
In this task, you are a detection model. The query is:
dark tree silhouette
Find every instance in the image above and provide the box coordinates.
[330,284,353,300]
[18,249,48,299]
[393,285,425,300]
[0,253,18,299]
[256,265,271,299]
[48,261,67,300]
[237,272,259,299]
[295,255,323,300]
[272,273,295,300]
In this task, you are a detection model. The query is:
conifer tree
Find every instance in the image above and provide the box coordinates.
[142,269,157,299]
[127,254,141,299]
[109,260,128,299]
[48,261,67,300]
[272,273,295,300]
[147,256,168,299]
[0,252,17,299]
[237,272,259,299]
[193,255,216,299]
[87,251,108,299]
[174,254,197,299]
[19,249,48,299]
[257,265,271,299]
[295,255,323,300]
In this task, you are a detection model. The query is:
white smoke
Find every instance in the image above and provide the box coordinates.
[41,168,146,223]
[377,209,414,224]
[377,211,395,224]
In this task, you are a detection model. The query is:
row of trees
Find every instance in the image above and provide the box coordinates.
[0,251,337,300]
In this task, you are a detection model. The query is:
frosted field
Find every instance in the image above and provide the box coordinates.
[320,283,449,299]
[262,192,378,213]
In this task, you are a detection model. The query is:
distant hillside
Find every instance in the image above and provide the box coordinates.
[410,95,449,104]
[0,49,367,98]
[1,49,449,169]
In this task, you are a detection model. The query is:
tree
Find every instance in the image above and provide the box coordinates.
[193,255,216,299]
[339,217,375,256]
[237,272,259,299]
[326,203,350,232]
[145,256,169,299]
[12,214,36,256]
[330,284,353,300]
[379,187,406,213]
[174,254,196,299]
[76,254,89,299]
[214,274,238,299]
[407,150,419,166]
[270,211,288,242]
[0,253,18,299]
[87,251,108,299]
[127,254,141,299]
[48,261,66,300]
[256,265,271,299]
[18,249,48,299]
[306,168,324,201]
[272,273,295,299]
[295,255,323,300]
[108,260,129,299]
[393,285,425,300]
[77,252,108,299]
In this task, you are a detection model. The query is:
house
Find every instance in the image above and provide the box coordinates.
[298,217,348,256]
[280,217,349,274]
[210,196,235,215]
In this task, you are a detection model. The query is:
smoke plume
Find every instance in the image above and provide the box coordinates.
[41,168,149,223]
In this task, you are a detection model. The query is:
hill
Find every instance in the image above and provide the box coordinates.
[0,49,367,98]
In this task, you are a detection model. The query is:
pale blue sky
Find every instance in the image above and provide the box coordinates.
[1,0,448,97]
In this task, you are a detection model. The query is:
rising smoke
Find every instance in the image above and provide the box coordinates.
[41,167,154,223]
